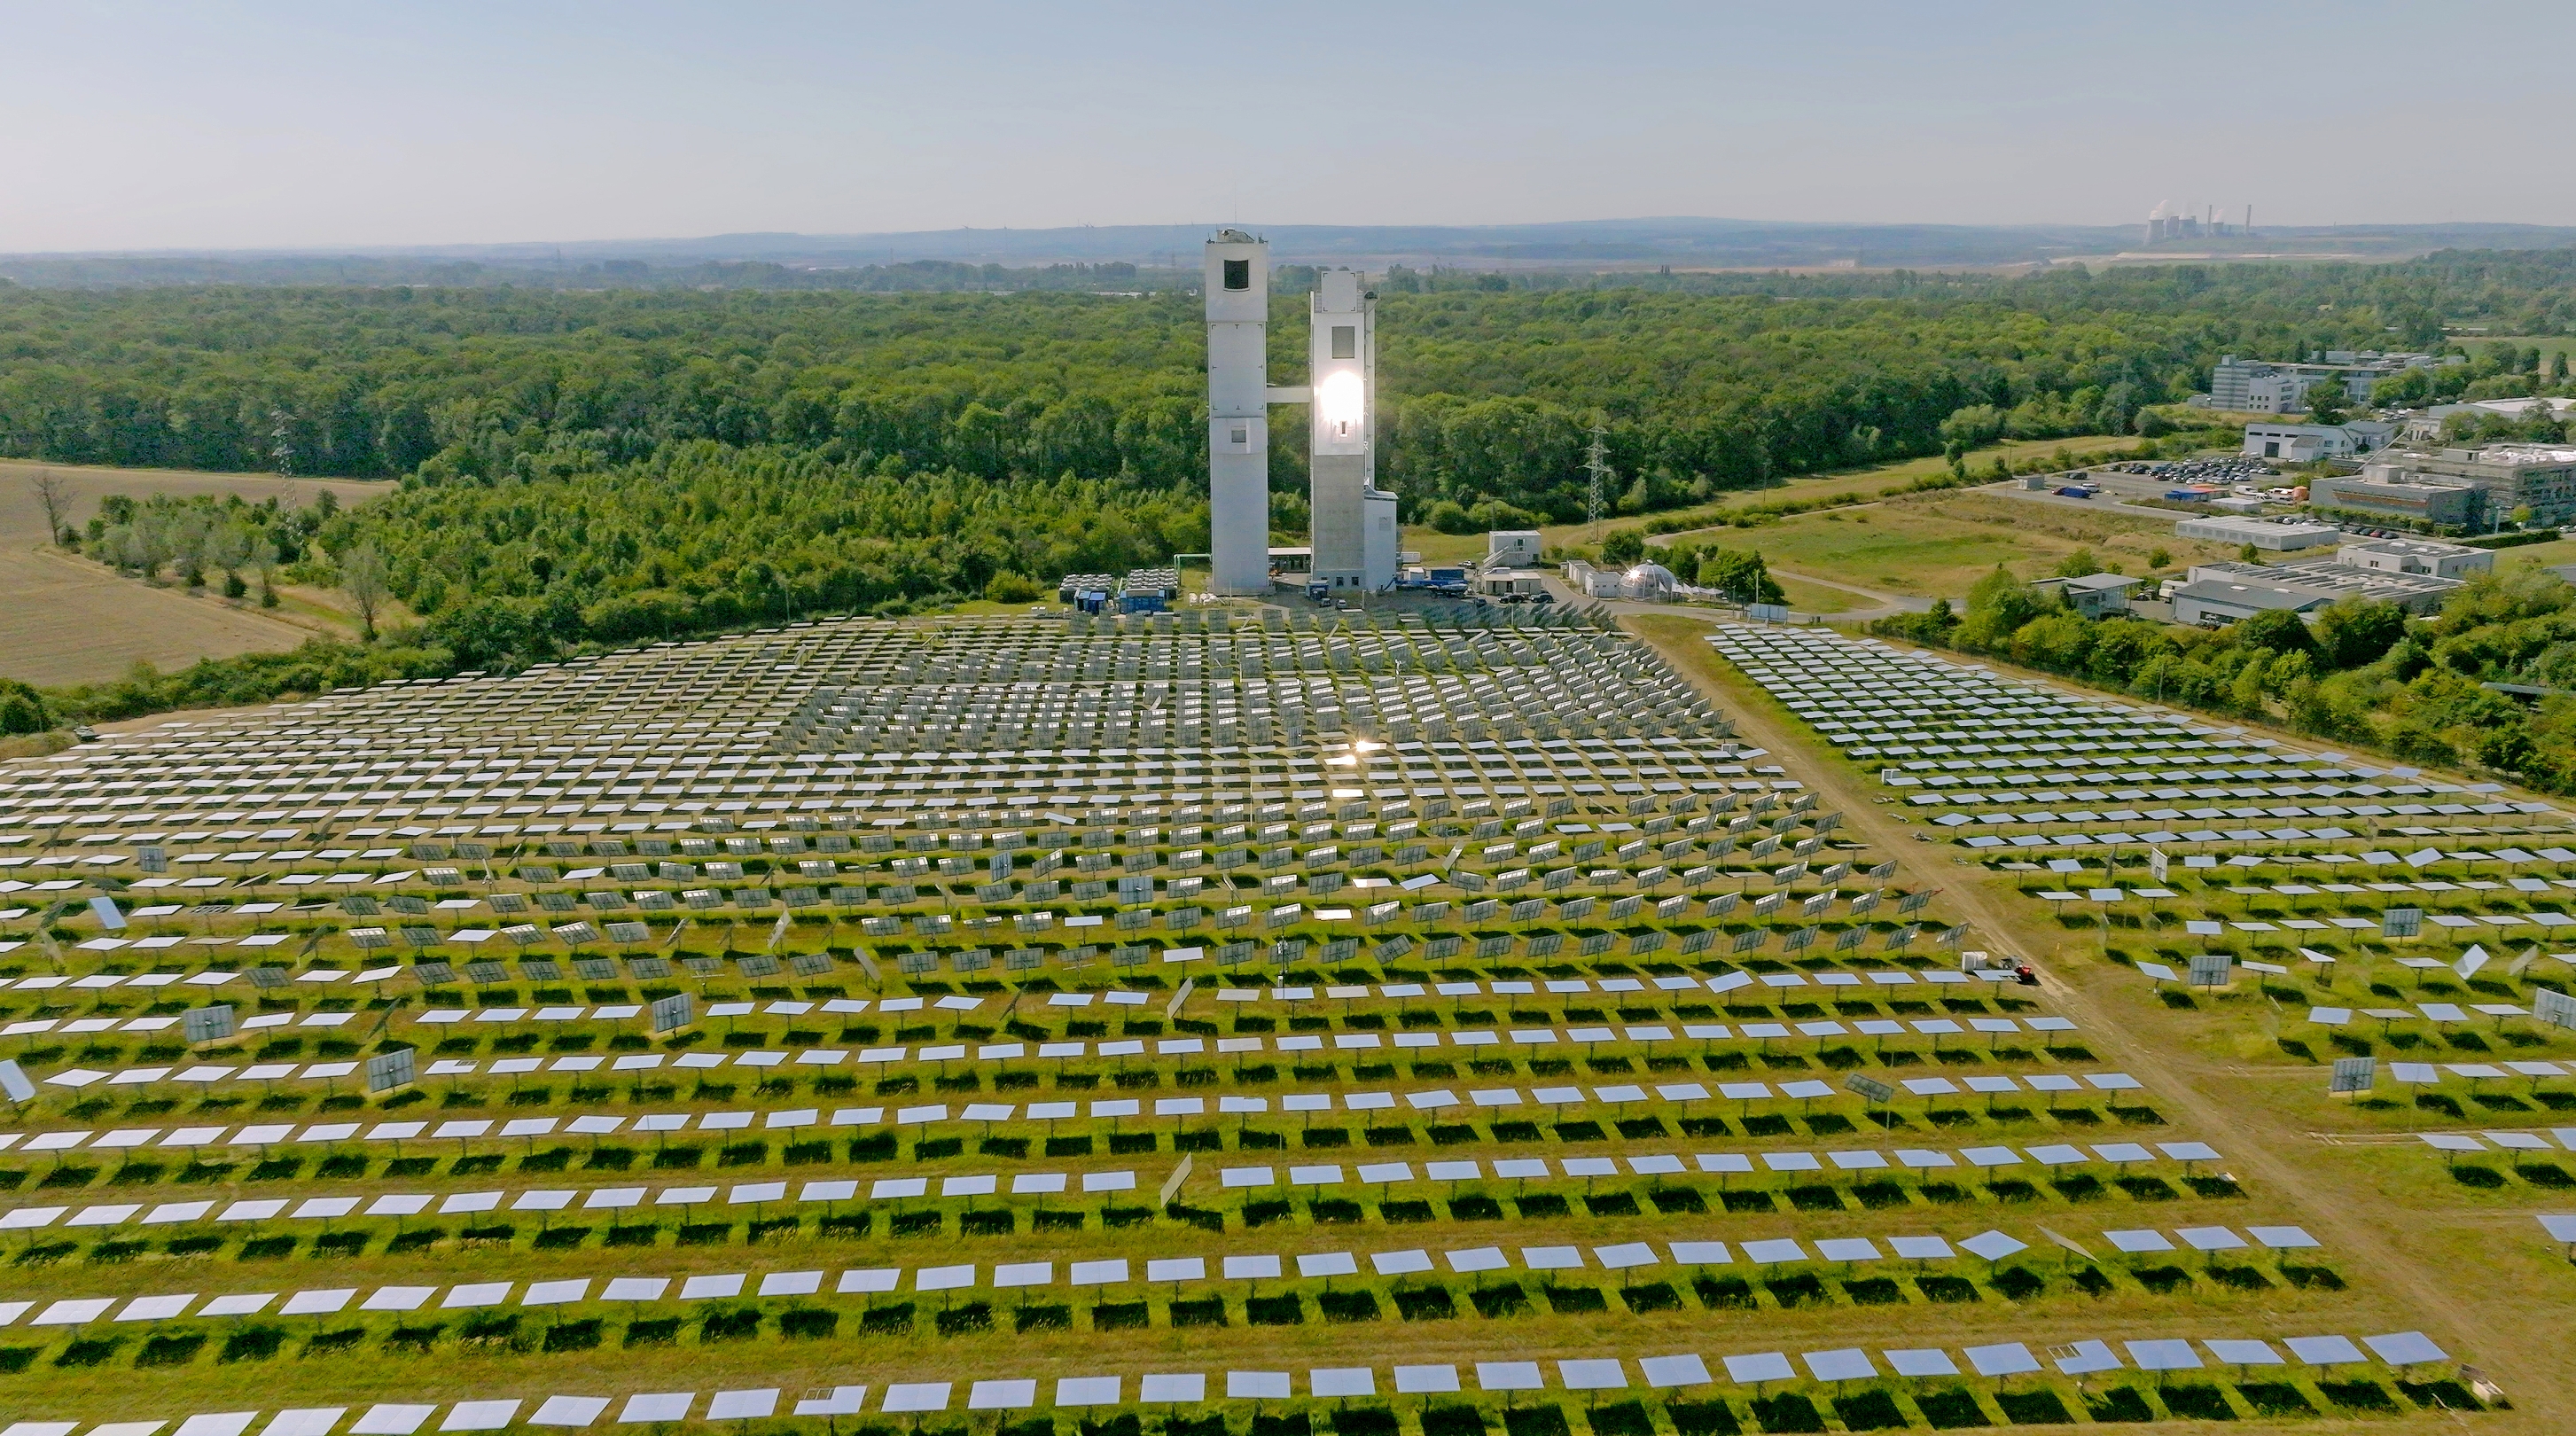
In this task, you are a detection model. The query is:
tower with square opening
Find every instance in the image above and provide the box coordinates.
[1203,230,1273,596]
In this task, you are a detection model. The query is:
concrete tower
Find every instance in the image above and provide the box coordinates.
[1308,268,1394,591]
[1204,230,1273,597]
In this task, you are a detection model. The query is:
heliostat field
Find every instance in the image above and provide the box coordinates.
[0,608,2460,1434]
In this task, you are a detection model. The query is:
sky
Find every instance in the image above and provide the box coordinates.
[5,0,2572,253]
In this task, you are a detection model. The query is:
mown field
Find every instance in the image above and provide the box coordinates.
[0,459,384,685]
[1662,490,2234,601]
[1402,434,2151,569]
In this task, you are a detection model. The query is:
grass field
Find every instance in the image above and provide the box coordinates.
[1663,489,2231,602]
[0,459,387,686]
[2486,538,2576,572]
[1403,434,2151,566]
[1769,574,1857,614]
[2453,335,2576,368]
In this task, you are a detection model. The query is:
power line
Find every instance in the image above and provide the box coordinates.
[1584,424,1613,544]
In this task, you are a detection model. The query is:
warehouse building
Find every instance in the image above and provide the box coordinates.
[2239,420,2395,461]
[2168,558,2462,626]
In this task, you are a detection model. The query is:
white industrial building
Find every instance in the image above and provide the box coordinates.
[2399,397,2576,444]
[2332,536,2489,580]
[1487,530,1543,567]
[2174,514,2343,550]
[2240,421,2395,461]
[2208,352,2440,412]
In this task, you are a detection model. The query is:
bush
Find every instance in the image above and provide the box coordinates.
[984,570,1043,604]
[0,681,48,734]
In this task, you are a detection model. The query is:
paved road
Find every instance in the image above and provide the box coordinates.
[1767,567,1933,620]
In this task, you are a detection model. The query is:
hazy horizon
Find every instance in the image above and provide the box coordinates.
[11,214,2572,264]
[6,1,2573,253]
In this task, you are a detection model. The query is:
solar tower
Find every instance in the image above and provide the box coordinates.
[1202,230,1274,596]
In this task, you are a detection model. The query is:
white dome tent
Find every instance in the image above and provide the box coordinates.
[1620,562,1678,600]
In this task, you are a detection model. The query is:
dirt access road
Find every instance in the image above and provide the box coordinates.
[0,459,385,686]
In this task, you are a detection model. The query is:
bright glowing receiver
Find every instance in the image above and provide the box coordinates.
[1315,370,1365,438]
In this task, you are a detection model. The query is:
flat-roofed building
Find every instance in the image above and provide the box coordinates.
[2210,352,2439,411]
[2308,472,2479,527]
[2171,558,2461,625]
[1487,530,1542,568]
[2031,573,2141,618]
[2336,536,2492,581]
[2241,421,2395,461]
[2174,514,2342,550]
[2355,444,2576,526]
[2170,571,2340,626]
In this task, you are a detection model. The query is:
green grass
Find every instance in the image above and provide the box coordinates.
[1653,491,2236,600]
[2496,539,2576,572]
[2454,335,2576,366]
[1771,575,1858,614]
[1403,434,2150,568]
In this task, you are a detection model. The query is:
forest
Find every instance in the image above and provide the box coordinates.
[15,248,2576,722]
[9,247,2576,528]
[54,445,1201,687]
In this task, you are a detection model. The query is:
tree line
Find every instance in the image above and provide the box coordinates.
[61,442,1201,682]
[1873,563,2576,795]
[11,252,2576,527]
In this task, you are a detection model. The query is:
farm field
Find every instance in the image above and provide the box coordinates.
[1649,612,2576,1432]
[0,460,386,686]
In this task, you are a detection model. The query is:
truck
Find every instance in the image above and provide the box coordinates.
[1396,566,1470,595]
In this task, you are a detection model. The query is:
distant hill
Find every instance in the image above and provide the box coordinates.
[7,217,2575,288]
